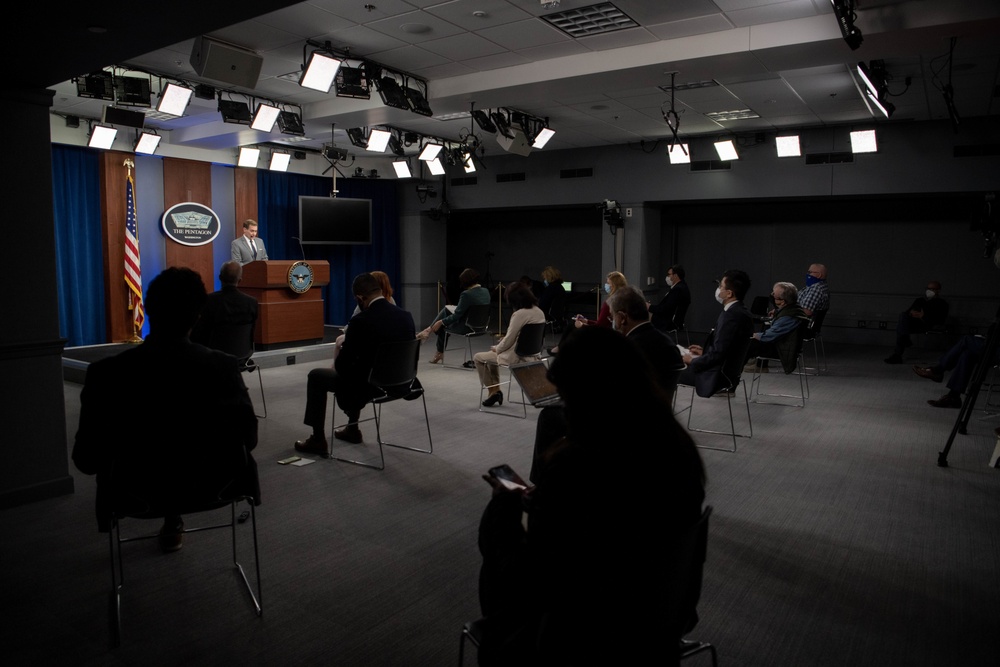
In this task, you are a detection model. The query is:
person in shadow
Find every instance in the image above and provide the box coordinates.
[477,326,706,665]
[417,268,490,364]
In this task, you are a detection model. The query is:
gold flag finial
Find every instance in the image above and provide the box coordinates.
[123,157,134,177]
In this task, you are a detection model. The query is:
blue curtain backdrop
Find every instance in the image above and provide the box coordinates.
[52,144,106,347]
[256,172,401,325]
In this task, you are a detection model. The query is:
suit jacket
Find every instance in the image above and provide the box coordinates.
[626,321,684,396]
[441,285,490,328]
[73,335,259,531]
[688,301,754,397]
[230,236,268,264]
[335,298,416,412]
[649,280,691,332]
[191,285,259,351]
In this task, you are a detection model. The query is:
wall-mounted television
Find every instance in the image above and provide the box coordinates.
[298,196,372,245]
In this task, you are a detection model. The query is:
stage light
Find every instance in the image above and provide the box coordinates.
[300,51,341,93]
[277,110,305,136]
[850,129,877,153]
[392,159,412,178]
[831,0,863,50]
[374,75,411,111]
[115,75,151,107]
[347,128,368,148]
[775,135,801,157]
[77,71,114,101]
[157,83,193,116]
[388,135,405,157]
[250,103,281,132]
[667,143,690,164]
[472,109,497,133]
[463,152,476,173]
[419,142,443,161]
[404,84,433,116]
[532,127,555,149]
[238,146,260,167]
[491,111,513,139]
[427,157,445,175]
[88,124,117,149]
[219,99,252,125]
[269,151,290,171]
[335,65,371,99]
[366,128,391,152]
[714,139,738,161]
[134,131,161,155]
[857,61,894,118]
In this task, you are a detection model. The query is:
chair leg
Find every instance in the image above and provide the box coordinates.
[231,500,262,616]
[479,364,526,419]
[108,521,123,649]
[254,368,267,419]
[382,395,434,455]
[687,382,748,452]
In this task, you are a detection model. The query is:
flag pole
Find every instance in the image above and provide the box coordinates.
[123,158,144,343]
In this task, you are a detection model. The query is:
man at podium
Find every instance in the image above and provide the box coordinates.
[231,219,269,265]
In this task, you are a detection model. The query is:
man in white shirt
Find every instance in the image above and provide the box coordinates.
[231,219,268,265]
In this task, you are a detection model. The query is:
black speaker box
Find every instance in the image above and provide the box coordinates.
[190,36,263,89]
[102,105,146,129]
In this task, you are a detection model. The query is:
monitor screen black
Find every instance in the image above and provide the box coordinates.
[298,196,372,245]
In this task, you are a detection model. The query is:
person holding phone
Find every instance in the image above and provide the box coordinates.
[476,327,706,665]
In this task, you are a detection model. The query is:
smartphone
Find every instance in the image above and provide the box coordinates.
[488,464,529,491]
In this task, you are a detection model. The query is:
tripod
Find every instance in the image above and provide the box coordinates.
[938,312,1000,467]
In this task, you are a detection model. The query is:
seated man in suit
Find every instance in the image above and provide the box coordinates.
[649,264,691,334]
[191,261,258,349]
[914,333,999,408]
[884,280,949,364]
[295,273,416,455]
[73,267,259,553]
[230,219,268,265]
[607,285,684,400]
[745,282,808,372]
[679,269,754,396]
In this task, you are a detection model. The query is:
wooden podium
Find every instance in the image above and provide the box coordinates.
[240,260,330,348]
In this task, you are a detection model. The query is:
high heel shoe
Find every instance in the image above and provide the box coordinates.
[429,351,444,364]
[416,327,432,342]
[482,391,503,407]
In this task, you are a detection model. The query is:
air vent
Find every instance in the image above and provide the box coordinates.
[542,3,638,38]
[805,152,854,165]
[451,176,478,186]
[560,168,593,179]
[496,172,526,183]
[690,160,731,172]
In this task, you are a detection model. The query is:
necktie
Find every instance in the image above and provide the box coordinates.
[250,239,257,260]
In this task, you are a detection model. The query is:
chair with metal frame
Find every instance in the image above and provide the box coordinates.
[802,308,828,376]
[666,302,692,347]
[678,338,753,453]
[443,303,492,370]
[330,338,432,470]
[105,434,262,648]
[749,317,811,407]
[197,320,267,419]
[542,288,568,346]
[478,322,546,419]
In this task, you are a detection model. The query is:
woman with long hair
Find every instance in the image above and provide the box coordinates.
[474,282,546,407]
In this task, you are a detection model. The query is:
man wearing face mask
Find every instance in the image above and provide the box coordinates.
[679,269,754,396]
[884,281,949,364]
[798,263,829,317]
[745,282,808,372]
[649,264,691,334]
[294,273,416,455]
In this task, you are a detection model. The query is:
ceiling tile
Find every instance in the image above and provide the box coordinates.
[420,32,508,60]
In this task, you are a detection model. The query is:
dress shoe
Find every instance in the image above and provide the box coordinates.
[884,354,903,364]
[334,426,364,444]
[158,518,184,553]
[913,366,943,382]
[462,360,476,369]
[294,434,329,457]
[482,391,504,407]
[927,393,961,408]
[429,351,444,364]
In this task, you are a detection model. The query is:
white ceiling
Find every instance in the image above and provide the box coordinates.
[44,0,1000,158]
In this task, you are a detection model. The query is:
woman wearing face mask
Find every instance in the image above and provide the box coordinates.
[572,271,627,329]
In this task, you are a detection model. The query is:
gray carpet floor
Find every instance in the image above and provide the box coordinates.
[3,337,999,666]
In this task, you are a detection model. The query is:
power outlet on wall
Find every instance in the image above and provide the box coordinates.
[857,320,867,328]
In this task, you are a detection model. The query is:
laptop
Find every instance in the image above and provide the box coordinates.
[510,360,563,408]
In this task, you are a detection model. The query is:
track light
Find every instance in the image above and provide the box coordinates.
[238,146,260,167]
[366,128,391,153]
[251,103,281,132]
[269,151,291,171]
[300,51,341,93]
[134,131,161,155]
[88,124,118,149]
[157,83,193,116]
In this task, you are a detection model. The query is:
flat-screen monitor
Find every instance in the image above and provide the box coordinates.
[298,196,372,245]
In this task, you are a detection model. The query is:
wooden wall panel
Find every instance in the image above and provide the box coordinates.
[99,151,133,342]
[234,167,257,237]
[163,158,214,289]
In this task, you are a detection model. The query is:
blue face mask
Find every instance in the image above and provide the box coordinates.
[543,280,549,287]
[805,275,822,287]
[604,283,611,294]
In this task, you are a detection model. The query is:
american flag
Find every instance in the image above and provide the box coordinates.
[124,173,144,330]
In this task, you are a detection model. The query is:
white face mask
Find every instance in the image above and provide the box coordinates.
[604,283,611,294]
[925,290,936,299]
[666,275,675,287]
[715,286,724,304]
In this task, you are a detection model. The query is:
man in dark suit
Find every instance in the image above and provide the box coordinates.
[607,285,684,399]
[191,261,258,349]
[679,269,754,397]
[295,273,416,455]
[73,267,259,553]
[649,264,691,334]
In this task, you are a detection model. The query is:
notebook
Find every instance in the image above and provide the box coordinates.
[510,360,563,408]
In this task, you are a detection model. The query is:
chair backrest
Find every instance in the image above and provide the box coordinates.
[749,296,770,317]
[806,308,829,338]
[659,366,684,404]
[674,301,690,329]
[201,321,254,364]
[514,322,547,357]
[547,289,568,321]
[665,506,713,640]
[463,303,492,332]
[720,336,754,390]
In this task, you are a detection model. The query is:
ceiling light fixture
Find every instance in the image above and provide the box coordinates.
[392,159,412,178]
[831,0,863,50]
[532,127,555,149]
[857,61,895,118]
[427,157,445,176]
[300,51,342,93]
[667,143,690,164]
[335,64,371,99]
[714,139,739,161]
[88,124,118,149]
[347,127,368,148]
[277,110,305,136]
[775,135,801,157]
[366,128,392,152]
[850,129,877,153]
[134,131,161,155]
[157,82,193,116]
[250,102,281,132]
[373,73,411,111]
[238,146,260,167]
[269,151,291,171]
[219,98,252,125]
[419,142,443,161]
